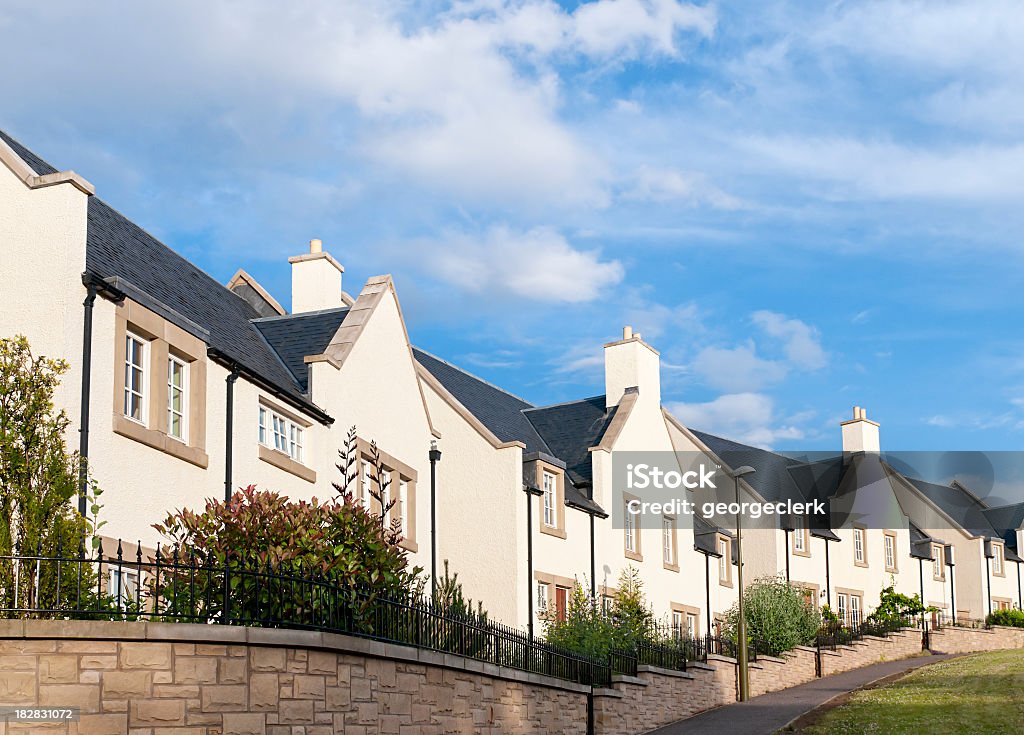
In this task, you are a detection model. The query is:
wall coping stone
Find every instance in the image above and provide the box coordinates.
[707,654,737,665]
[610,674,647,687]
[592,688,625,699]
[637,664,695,680]
[6,619,591,695]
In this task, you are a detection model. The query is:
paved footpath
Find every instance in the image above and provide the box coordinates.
[647,653,951,735]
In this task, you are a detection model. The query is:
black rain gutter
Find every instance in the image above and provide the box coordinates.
[207,347,334,426]
[78,273,124,516]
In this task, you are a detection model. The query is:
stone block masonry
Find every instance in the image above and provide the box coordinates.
[0,620,588,735]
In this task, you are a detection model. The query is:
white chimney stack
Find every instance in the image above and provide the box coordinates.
[841,405,880,454]
[288,239,344,313]
[604,326,661,408]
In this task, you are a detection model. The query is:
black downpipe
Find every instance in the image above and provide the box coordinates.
[587,691,595,735]
[78,283,97,516]
[705,553,712,638]
[589,513,596,598]
[950,563,957,624]
[918,557,925,628]
[525,486,537,641]
[224,368,240,503]
[1017,561,1022,610]
[986,556,993,618]
[784,529,791,583]
[824,539,832,607]
[429,442,442,597]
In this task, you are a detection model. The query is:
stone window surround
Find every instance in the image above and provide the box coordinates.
[670,601,700,636]
[662,515,679,572]
[992,541,1006,577]
[623,492,642,562]
[717,534,732,588]
[536,461,567,540]
[113,298,208,469]
[534,571,576,621]
[835,586,864,625]
[257,398,316,484]
[932,544,946,581]
[352,437,418,553]
[883,530,899,573]
[791,581,821,609]
[791,520,811,558]
[853,526,868,568]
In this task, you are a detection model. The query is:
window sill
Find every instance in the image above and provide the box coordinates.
[399,537,419,553]
[113,415,209,469]
[718,578,733,589]
[259,444,316,483]
[624,549,643,562]
[854,560,868,568]
[540,524,567,540]
[793,549,811,558]
[663,562,680,573]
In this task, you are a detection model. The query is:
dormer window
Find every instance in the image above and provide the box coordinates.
[993,543,1004,576]
[124,332,148,424]
[542,471,556,527]
[536,463,566,539]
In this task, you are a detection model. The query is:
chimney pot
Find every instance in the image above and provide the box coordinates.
[310,238,323,254]
[623,326,633,340]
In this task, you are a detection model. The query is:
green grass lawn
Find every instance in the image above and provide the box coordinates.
[804,650,1024,735]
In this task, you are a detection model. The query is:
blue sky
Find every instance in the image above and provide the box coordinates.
[3,1,1024,451]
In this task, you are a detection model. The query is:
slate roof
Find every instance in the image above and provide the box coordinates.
[253,308,349,392]
[982,502,1024,548]
[2,129,331,421]
[412,347,551,454]
[523,395,617,487]
[904,477,999,539]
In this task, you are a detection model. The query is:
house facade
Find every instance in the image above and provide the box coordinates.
[2,129,1021,635]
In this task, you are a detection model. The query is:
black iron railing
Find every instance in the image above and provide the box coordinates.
[815,616,913,652]
[0,545,610,687]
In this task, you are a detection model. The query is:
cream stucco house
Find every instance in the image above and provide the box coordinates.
[2,128,1021,634]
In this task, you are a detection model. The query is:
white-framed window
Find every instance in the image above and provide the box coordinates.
[361,460,373,509]
[672,610,683,637]
[793,516,806,552]
[258,405,306,463]
[542,471,556,527]
[123,332,148,424]
[110,568,140,607]
[884,534,896,570]
[536,583,549,614]
[398,479,409,533]
[994,544,1004,575]
[718,539,729,581]
[837,593,848,625]
[933,545,944,578]
[850,595,861,626]
[167,356,188,441]
[624,500,636,553]
[663,517,675,565]
[686,613,697,639]
[854,528,865,563]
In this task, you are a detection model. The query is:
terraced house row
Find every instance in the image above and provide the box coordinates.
[2,129,1022,638]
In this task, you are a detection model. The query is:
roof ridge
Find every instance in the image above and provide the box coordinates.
[412,346,535,408]
[523,394,607,413]
[251,305,349,323]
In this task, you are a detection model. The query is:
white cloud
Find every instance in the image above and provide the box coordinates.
[691,343,788,392]
[620,165,741,209]
[430,225,624,303]
[752,310,827,370]
[667,393,805,448]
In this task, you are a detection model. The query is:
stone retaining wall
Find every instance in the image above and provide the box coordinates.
[928,624,1024,655]
[818,629,924,677]
[0,620,588,735]
[747,647,818,697]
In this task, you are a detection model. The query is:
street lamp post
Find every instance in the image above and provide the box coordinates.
[429,440,442,597]
[733,465,756,703]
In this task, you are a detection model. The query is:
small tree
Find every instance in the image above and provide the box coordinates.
[723,576,821,656]
[0,336,98,611]
[544,580,618,659]
[866,585,931,626]
[610,566,654,647]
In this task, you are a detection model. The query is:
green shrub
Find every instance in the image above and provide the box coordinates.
[987,608,1024,628]
[866,585,929,626]
[723,576,821,656]
[0,336,103,614]
[152,483,422,625]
